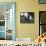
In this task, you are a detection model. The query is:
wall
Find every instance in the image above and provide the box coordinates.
[0,0,46,40]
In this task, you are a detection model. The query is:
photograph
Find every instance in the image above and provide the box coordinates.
[20,12,34,23]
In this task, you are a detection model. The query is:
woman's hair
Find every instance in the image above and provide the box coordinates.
[43,32,46,36]
[43,39,46,42]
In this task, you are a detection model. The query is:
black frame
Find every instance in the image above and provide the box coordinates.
[39,11,46,35]
[20,12,34,23]
[39,0,46,4]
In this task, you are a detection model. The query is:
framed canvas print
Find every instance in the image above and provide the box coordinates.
[0,2,16,40]
[39,11,46,35]
[20,12,34,23]
[39,0,46,4]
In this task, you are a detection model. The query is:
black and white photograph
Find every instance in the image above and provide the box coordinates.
[20,12,34,23]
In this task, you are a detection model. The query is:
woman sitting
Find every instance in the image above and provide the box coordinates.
[35,33,46,42]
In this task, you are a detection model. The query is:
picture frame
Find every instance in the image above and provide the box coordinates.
[20,12,34,23]
[39,0,46,4]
